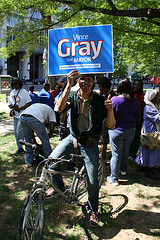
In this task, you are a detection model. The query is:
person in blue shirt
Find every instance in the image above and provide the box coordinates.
[28,85,40,104]
[38,83,54,110]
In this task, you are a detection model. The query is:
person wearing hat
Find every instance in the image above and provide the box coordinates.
[135,89,160,180]
[8,77,32,154]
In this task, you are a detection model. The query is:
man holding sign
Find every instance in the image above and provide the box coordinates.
[46,70,115,227]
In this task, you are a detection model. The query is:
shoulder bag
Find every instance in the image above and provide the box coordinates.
[141,123,160,149]
[9,88,21,117]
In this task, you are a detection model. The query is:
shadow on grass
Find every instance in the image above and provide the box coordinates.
[1,131,160,240]
[75,209,160,239]
[67,193,160,240]
[0,111,9,120]
[46,192,159,239]
[0,149,35,239]
[105,158,160,188]
[119,164,160,188]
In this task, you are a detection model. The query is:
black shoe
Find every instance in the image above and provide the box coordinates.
[27,163,33,168]
[145,171,159,180]
[137,165,146,172]
[15,148,25,154]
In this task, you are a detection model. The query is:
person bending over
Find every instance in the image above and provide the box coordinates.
[18,103,56,167]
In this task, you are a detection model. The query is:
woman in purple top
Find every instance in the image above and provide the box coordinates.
[107,78,141,186]
[135,90,160,180]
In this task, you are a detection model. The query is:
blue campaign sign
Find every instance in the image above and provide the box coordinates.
[48,25,113,76]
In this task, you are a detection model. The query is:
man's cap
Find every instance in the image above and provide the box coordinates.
[79,73,95,80]
[11,77,23,88]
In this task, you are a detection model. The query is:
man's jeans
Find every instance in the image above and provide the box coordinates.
[109,128,135,181]
[49,134,99,213]
[13,117,24,149]
[19,115,52,165]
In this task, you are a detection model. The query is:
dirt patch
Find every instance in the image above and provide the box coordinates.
[0,110,13,135]
[41,155,160,240]
[0,120,160,239]
[0,118,13,134]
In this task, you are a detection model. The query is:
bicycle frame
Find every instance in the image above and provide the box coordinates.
[33,158,86,204]
[17,141,106,239]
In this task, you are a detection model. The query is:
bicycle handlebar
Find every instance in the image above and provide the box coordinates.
[19,140,85,162]
[19,139,37,149]
[69,153,85,160]
[48,154,85,166]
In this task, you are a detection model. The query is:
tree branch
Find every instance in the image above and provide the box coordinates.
[114,26,160,37]
[53,0,160,19]
[28,10,80,33]
[106,0,117,11]
[29,11,160,37]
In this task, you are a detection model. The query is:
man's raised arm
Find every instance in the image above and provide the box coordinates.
[104,94,116,129]
[57,70,79,112]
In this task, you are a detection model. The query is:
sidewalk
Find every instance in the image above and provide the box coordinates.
[0,102,10,111]
[0,102,13,134]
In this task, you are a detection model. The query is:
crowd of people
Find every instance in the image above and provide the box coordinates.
[8,73,160,227]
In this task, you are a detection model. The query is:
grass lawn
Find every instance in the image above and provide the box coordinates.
[0,94,6,102]
[0,93,160,239]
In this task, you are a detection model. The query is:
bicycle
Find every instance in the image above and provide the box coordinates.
[17,140,105,240]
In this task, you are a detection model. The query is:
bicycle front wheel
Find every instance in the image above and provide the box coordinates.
[17,193,44,240]
[74,157,105,204]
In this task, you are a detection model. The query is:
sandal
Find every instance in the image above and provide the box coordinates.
[45,187,56,197]
[89,213,98,227]
[45,186,66,198]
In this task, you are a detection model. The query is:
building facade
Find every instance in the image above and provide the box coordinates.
[0,13,45,82]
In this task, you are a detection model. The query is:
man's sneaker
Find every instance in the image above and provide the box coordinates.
[107,176,119,186]
[119,171,127,176]
[89,213,98,227]
[128,156,135,161]
[15,148,25,154]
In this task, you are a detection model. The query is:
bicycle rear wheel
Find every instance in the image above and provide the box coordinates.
[74,158,105,204]
[17,193,44,240]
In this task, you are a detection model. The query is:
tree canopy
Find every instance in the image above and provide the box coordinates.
[0,0,160,77]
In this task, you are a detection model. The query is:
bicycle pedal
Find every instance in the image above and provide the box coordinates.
[86,208,91,214]
[82,203,91,215]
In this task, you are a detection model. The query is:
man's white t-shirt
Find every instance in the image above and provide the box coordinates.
[9,88,32,118]
[20,103,56,124]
